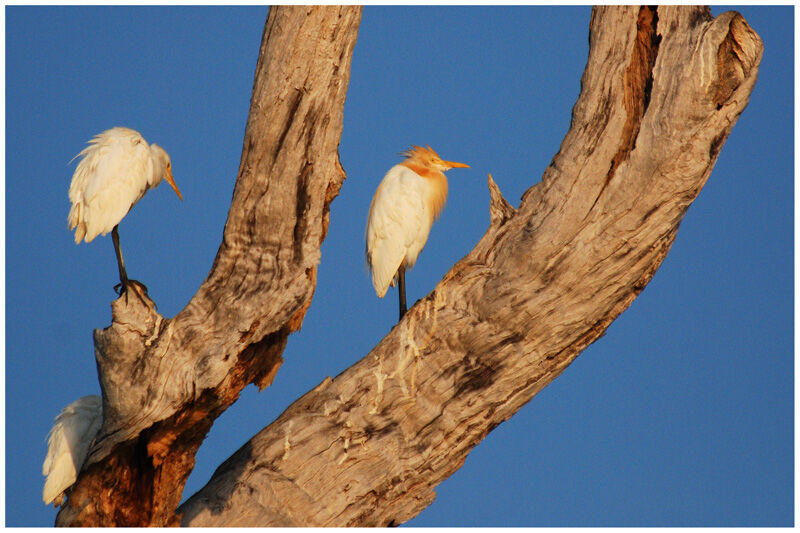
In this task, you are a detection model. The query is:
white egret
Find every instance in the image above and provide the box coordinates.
[366,145,469,320]
[42,395,102,507]
[68,127,182,294]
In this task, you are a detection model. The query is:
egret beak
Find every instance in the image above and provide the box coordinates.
[164,167,183,201]
[444,160,470,169]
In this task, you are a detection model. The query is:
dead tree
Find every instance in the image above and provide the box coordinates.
[55,5,762,527]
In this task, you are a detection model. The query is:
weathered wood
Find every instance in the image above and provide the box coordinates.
[177,6,762,526]
[55,5,362,526]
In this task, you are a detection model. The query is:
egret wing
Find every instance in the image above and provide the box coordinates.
[42,395,102,505]
[68,128,153,242]
[366,165,429,297]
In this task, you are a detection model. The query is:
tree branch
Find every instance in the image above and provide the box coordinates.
[56,6,362,526]
[177,6,762,526]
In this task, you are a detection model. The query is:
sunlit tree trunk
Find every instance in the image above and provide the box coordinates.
[56,5,761,527]
[56,6,361,526]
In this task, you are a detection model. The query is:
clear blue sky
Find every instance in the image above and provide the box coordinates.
[5,6,793,527]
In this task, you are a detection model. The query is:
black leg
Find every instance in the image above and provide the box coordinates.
[111,225,129,295]
[398,265,407,320]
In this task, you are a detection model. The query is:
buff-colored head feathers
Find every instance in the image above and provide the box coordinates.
[401,145,441,162]
[400,145,470,172]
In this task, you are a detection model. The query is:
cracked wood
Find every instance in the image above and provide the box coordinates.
[177,6,762,527]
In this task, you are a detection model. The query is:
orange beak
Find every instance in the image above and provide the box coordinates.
[164,167,183,201]
[444,160,470,169]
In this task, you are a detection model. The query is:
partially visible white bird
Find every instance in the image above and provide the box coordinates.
[42,395,103,507]
[68,127,182,294]
[366,145,469,320]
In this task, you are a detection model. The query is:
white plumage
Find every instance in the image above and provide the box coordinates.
[42,395,103,506]
[67,127,182,292]
[68,127,180,243]
[366,165,433,297]
[366,146,468,319]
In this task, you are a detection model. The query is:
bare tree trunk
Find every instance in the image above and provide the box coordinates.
[56,5,762,528]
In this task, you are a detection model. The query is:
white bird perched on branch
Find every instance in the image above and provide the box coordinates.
[68,127,182,295]
[42,395,103,507]
[366,146,469,320]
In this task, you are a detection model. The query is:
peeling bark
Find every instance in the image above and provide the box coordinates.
[56,5,762,528]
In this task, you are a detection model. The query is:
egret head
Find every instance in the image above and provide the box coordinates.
[401,145,469,172]
[151,144,182,200]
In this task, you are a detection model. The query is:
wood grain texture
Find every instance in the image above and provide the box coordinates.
[177,6,762,526]
[55,6,362,526]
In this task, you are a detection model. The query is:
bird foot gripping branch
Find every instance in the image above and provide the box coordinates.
[113,278,151,305]
[108,279,158,326]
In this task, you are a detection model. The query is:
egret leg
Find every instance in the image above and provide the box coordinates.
[398,265,407,320]
[111,225,129,295]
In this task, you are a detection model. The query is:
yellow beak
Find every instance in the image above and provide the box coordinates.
[444,160,470,169]
[164,167,183,201]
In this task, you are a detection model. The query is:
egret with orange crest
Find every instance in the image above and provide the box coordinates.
[366,146,469,320]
